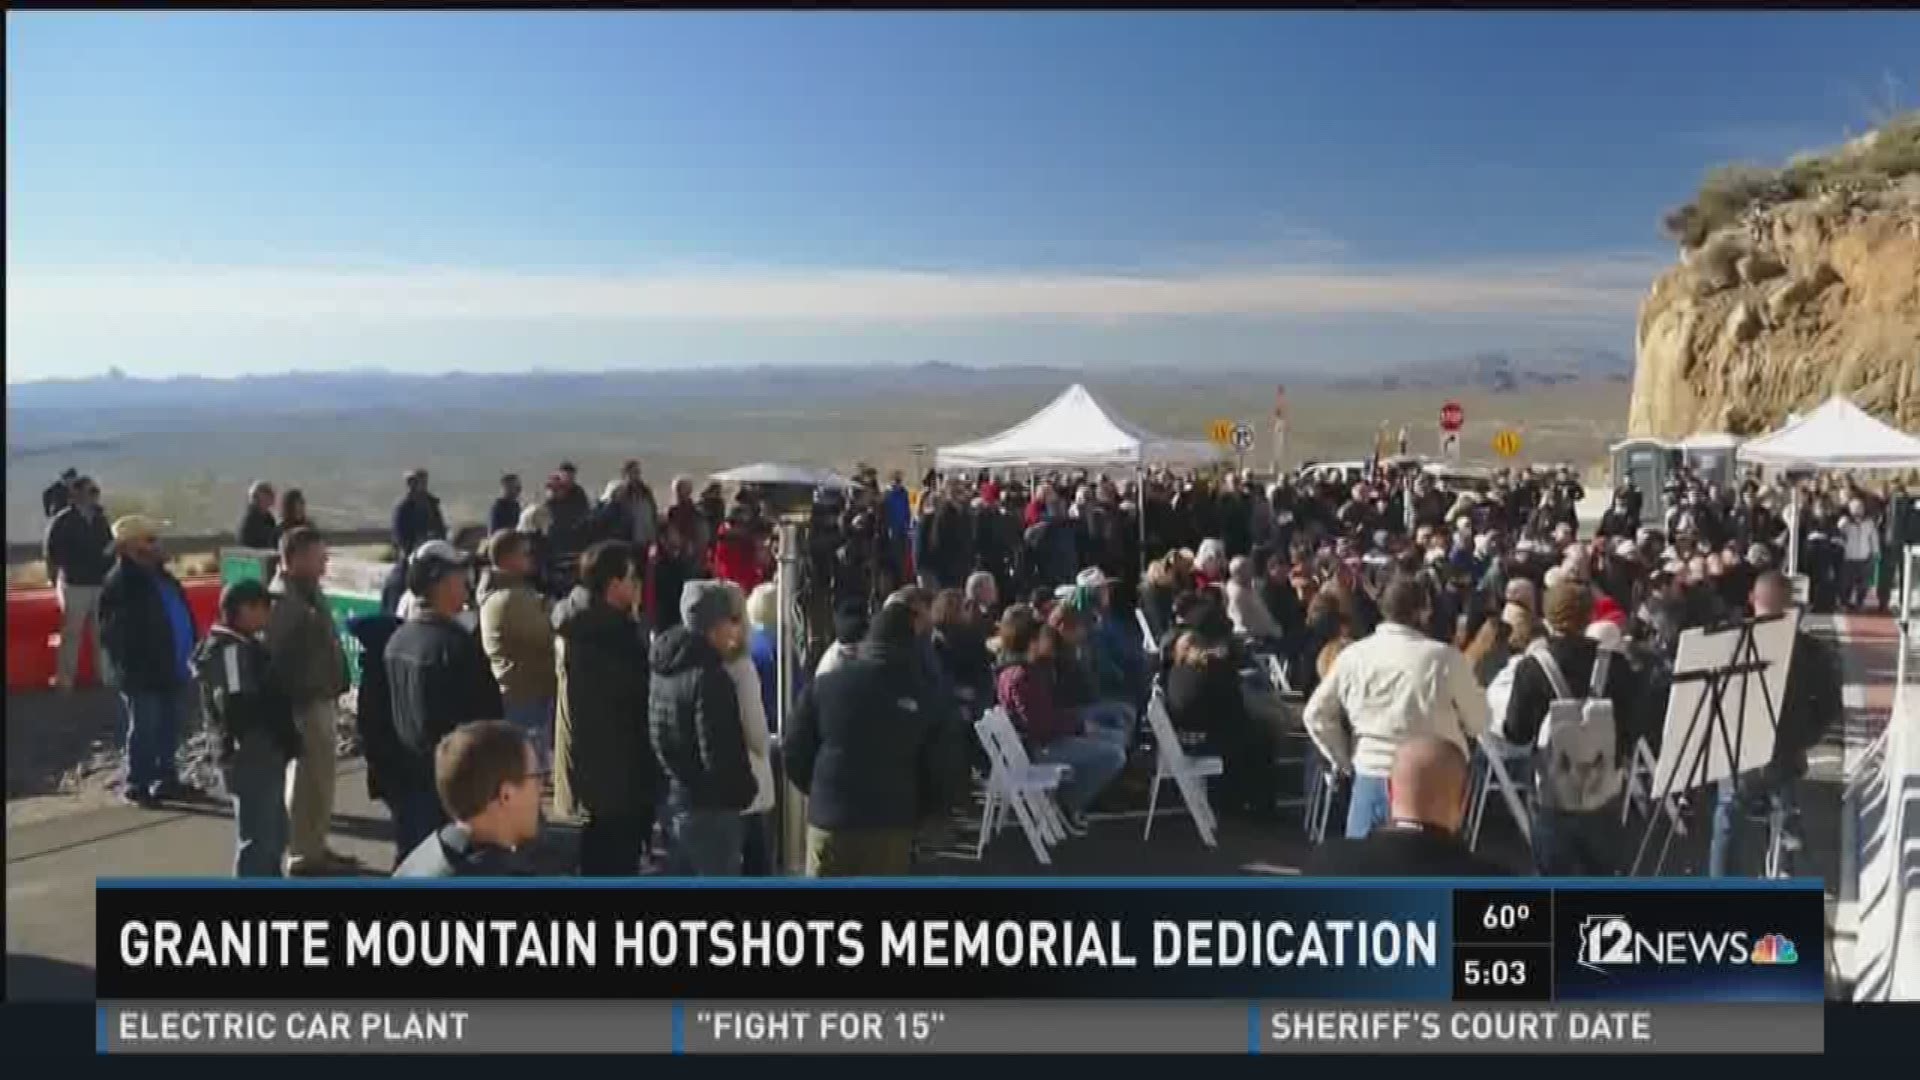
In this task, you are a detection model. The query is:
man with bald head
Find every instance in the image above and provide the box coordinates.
[1305,735,1511,876]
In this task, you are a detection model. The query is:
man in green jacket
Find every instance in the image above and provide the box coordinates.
[267,527,360,875]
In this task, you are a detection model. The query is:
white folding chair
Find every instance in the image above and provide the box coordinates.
[983,709,1076,843]
[973,709,1071,864]
[1262,653,1296,697]
[1303,755,1341,845]
[1467,732,1534,850]
[1136,607,1160,659]
[1258,653,1331,828]
[1143,689,1223,847]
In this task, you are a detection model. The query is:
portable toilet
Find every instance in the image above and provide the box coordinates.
[1609,437,1678,527]
[1677,432,1741,493]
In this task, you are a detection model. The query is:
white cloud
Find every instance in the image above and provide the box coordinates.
[6,252,1666,328]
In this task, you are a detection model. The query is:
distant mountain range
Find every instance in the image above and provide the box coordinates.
[1326,348,1632,393]
[6,351,1631,413]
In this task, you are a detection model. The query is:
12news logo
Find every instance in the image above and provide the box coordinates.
[1577,916,1799,975]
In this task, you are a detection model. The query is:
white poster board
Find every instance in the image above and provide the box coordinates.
[1650,610,1799,796]
[323,556,393,601]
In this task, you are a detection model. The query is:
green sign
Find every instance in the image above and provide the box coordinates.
[219,547,390,688]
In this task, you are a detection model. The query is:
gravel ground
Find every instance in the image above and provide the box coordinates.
[5,688,362,829]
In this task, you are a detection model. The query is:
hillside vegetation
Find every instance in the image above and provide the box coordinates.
[1662,111,1920,248]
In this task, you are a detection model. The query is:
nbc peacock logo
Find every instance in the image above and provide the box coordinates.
[1748,934,1799,966]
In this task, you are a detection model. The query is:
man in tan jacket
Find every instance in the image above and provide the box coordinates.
[480,531,557,772]
[266,527,359,875]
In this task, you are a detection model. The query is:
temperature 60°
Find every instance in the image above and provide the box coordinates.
[1482,903,1532,931]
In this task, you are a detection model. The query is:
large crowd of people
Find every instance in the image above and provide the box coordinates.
[33,450,1913,880]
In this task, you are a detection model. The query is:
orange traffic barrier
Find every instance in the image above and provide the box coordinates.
[6,577,220,695]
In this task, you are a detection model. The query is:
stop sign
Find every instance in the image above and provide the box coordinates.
[1440,401,1464,432]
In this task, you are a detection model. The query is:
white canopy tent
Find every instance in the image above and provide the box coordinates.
[936,383,1218,571]
[1736,395,1920,577]
[1736,395,1920,470]
[934,383,1219,471]
[710,462,856,490]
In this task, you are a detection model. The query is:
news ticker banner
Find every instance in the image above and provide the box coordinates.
[95,878,1824,1054]
[98,1002,1822,1054]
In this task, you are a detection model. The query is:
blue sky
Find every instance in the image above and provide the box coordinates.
[7,11,1916,381]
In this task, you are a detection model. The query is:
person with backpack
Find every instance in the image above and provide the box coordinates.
[192,580,301,877]
[1494,580,1644,876]
[44,467,79,519]
[1708,570,1841,877]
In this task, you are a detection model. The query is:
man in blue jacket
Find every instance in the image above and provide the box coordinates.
[98,516,198,806]
[883,471,913,588]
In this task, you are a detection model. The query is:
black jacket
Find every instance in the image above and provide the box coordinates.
[1260,577,1305,640]
[237,505,280,551]
[191,626,301,767]
[546,484,594,559]
[1598,508,1638,540]
[391,492,447,556]
[348,614,406,803]
[1139,582,1176,641]
[647,626,755,811]
[1501,635,1645,761]
[43,506,115,587]
[42,479,71,519]
[553,588,661,819]
[384,612,505,791]
[1165,654,1250,743]
[1773,627,1841,772]
[394,823,544,878]
[784,644,969,831]
[379,561,410,617]
[1286,611,1344,699]
[1306,820,1513,877]
[926,503,975,586]
[932,624,995,710]
[99,557,195,693]
[489,497,523,535]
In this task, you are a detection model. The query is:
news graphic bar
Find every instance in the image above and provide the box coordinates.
[93,877,1827,1050]
[97,1002,1823,1054]
[97,880,1468,1000]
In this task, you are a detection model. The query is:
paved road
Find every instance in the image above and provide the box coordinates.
[8,612,1895,1000]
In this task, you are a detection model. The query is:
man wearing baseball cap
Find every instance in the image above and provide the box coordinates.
[192,579,300,875]
[98,515,198,806]
[383,540,506,863]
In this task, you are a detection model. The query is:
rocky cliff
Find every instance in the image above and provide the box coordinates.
[1628,123,1920,440]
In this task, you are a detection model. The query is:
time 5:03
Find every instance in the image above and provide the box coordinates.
[1460,959,1529,987]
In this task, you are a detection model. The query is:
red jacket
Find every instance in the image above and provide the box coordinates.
[996,661,1079,746]
[711,525,763,595]
[1592,594,1627,628]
